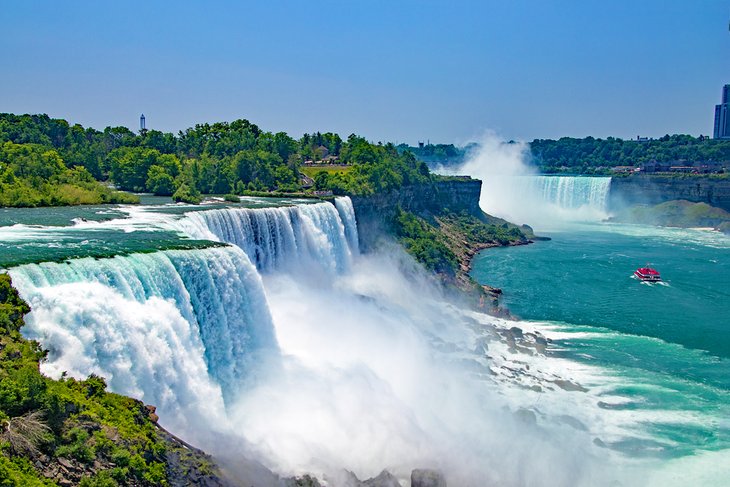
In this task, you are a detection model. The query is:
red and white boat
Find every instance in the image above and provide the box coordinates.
[634,267,661,282]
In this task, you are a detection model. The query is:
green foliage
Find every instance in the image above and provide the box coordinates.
[391,209,458,276]
[531,135,730,173]
[439,211,528,246]
[0,273,170,485]
[146,165,176,196]
[0,141,138,208]
[172,183,202,204]
[0,454,56,486]
[0,112,437,208]
[79,470,119,487]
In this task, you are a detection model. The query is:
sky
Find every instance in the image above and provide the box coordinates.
[1,0,729,144]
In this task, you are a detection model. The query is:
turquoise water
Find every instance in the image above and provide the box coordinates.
[471,222,730,457]
[0,196,319,268]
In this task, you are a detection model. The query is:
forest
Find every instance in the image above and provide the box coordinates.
[531,135,730,173]
[0,114,431,206]
[400,136,730,175]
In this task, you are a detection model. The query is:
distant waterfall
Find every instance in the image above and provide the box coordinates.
[531,176,611,211]
[479,175,613,228]
[8,246,277,424]
[180,198,358,273]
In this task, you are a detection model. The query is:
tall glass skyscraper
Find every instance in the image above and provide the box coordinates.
[714,85,730,139]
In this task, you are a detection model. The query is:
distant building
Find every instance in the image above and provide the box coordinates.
[611,165,639,173]
[713,85,730,139]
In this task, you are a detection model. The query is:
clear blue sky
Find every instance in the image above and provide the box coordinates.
[1,1,728,144]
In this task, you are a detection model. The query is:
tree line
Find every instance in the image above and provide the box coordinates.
[400,136,730,175]
[0,113,432,206]
[531,135,730,173]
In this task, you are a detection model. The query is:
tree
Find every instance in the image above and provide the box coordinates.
[146,166,175,196]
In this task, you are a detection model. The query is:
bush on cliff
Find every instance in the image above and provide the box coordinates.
[391,209,458,277]
[0,273,168,486]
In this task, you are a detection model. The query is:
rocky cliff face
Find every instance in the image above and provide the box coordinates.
[349,178,483,250]
[609,175,730,212]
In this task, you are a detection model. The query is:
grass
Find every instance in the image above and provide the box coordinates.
[299,165,354,178]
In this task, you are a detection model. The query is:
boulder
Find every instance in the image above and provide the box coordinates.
[411,469,446,487]
[364,470,402,487]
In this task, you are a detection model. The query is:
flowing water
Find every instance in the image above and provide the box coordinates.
[2,193,729,485]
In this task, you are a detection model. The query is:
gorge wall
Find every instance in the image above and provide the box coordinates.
[349,177,483,249]
[609,175,730,212]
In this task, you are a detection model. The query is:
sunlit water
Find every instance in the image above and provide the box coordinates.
[471,222,730,460]
[2,196,730,485]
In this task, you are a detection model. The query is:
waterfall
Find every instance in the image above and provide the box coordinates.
[478,175,613,228]
[334,196,360,255]
[530,176,612,211]
[179,198,358,273]
[2,195,703,485]
[8,246,277,430]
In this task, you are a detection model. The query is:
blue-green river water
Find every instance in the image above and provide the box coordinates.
[472,222,730,459]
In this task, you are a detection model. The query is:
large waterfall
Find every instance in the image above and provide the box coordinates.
[179,200,356,273]
[4,196,714,486]
[9,247,276,431]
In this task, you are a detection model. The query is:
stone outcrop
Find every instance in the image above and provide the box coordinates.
[411,469,447,487]
[349,178,483,251]
[608,175,730,212]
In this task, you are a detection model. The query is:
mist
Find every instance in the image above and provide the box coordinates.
[9,199,700,486]
[443,133,612,230]
[225,247,625,486]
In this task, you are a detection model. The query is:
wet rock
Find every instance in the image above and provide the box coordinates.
[593,438,608,448]
[364,470,402,487]
[552,379,587,392]
[411,469,446,487]
[283,474,323,487]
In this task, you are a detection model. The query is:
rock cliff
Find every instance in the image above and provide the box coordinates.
[349,177,483,250]
[609,175,730,212]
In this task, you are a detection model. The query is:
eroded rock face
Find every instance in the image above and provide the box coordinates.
[324,469,402,487]
[350,179,483,251]
[609,175,730,212]
[411,469,446,487]
[364,470,402,487]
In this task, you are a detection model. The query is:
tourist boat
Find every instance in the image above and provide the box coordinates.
[634,266,661,282]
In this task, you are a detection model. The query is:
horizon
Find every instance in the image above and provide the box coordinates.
[1,1,728,144]
[1,111,716,147]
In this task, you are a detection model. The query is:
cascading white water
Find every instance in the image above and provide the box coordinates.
[7,196,710,486]
[179,199,355,273]
[8,246,277,434]
[334,196,360,255]
[531,176,611,211]
[445,134,613,228]
[479,175,612,228]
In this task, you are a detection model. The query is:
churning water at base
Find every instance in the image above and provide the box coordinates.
[471,222,730,476]
[3,197,729,485]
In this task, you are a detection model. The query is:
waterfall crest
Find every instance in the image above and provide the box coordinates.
[179,198,358,273]
[9,246,277,424]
